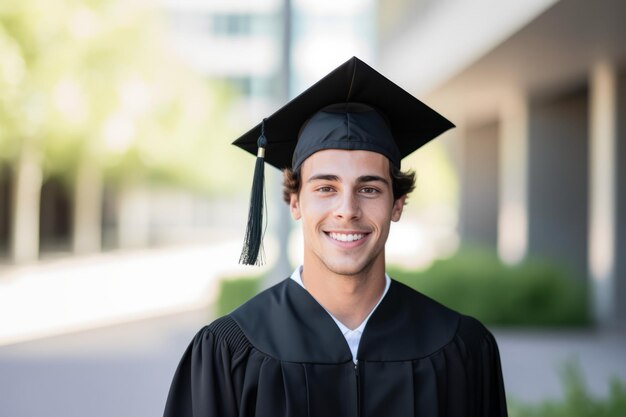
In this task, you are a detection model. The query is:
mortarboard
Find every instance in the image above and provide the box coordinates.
[233,56,454,265]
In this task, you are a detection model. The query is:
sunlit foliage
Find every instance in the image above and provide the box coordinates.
[0,0,244,194]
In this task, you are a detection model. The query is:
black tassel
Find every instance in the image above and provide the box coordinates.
[239,120,268,265]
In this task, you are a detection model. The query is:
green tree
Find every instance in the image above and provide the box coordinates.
[1,0,241,261]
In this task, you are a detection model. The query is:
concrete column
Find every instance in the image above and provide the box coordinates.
[617,70,626,324]
[588,61,618,325]
[117,184,151,248]
[458,121,500,247]
[527,88,589,280]
[498,93,529,264]
[0,165,10,253]
[10,141,42,263]
[72,157,103,254]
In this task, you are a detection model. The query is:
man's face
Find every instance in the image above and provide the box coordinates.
[290,149,406,277]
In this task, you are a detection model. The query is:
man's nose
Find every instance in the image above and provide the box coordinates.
[333,192,361,220]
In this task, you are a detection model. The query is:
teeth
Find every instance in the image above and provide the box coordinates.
[329,232,364,242]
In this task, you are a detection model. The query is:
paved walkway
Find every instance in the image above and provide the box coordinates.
[496,326,626,403]
[0,241,262,345]
[1,310,624,417]
[0,310,207,417]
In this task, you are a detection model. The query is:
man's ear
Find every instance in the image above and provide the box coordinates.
[289,193,301,220]
[391,194,407,222]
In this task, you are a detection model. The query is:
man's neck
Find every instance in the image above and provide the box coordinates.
[300,258,387,330]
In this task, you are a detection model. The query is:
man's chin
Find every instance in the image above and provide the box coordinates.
[322,260,371,278]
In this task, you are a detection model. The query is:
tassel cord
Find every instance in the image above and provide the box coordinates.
[239,120,268,265]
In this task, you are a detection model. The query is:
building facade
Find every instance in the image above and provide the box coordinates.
[381,0,626,326]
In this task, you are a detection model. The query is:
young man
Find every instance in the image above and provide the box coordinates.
[164,57,508,417]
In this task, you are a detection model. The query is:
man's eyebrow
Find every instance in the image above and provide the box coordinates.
[307,174,340,183]
[306,174,390,185]
[356,175,389,185]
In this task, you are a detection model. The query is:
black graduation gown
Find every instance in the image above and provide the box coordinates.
[164,278,508,417]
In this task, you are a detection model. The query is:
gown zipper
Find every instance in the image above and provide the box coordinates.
[355,360,361,417]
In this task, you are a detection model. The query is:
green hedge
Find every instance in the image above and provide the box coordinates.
[508,361,626,417]
[215,247,589,326]
[389,247,589,327]
[215,276,261,317]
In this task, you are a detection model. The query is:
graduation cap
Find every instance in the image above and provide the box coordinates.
[233,56,454,265]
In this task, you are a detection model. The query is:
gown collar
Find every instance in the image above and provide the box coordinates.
[289,265,391,335]
[289,265,391,362]
[230,275,460,363]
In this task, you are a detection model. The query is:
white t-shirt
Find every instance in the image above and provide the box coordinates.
[289,266,391,363]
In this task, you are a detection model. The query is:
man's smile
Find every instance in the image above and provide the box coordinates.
[326,232,367,242]
[323,230,371,248]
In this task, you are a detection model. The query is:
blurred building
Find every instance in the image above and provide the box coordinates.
[380,0,626,326]
[289,0,377,86]
[0,0,284,264]
[0,166,9,257]
[162,0,283,118]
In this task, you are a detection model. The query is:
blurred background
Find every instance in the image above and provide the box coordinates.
[1,0,625,416]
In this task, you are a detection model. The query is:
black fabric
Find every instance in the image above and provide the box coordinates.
[293,103,400,170]
[164,279,508,417]
[232,57,454,170]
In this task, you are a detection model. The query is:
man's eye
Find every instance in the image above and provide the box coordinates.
[317,186,334,193]
[360,187,379,194]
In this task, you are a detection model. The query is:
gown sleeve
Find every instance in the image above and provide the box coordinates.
[464,315,508,417]
[163,317,249,417]
[481,325,508,416]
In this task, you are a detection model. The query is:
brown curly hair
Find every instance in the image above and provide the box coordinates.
[282,165,416,204]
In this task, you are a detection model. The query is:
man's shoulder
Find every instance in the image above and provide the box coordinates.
[395,283,498,347]
[389,279,493,330]
[388,278,462,324]
[197,279,291,352]
[382,279,500,357]
[191,315,252,356]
